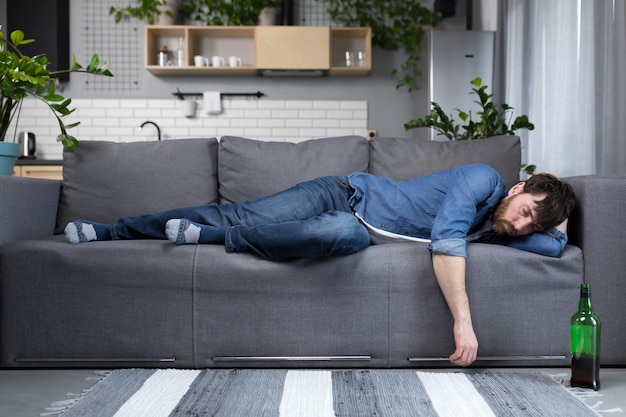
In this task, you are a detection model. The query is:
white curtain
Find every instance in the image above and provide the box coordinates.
[496,0,626,176]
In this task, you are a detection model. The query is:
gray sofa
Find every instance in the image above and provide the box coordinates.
[1,135,624,369]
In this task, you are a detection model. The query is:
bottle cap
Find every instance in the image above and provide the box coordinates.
[581,282,590,296]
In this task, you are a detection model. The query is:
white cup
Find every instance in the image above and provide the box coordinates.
[228,56,242,67]
[181,100,197,118]
[345,51,355,67]
[211,56,225,67]
[194,55,207,67]
[357,51,367,67]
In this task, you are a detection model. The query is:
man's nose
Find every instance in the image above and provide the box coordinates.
[514,218,533,232]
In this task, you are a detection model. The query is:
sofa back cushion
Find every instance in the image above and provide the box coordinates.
[55,139,219,233]
[218,136,370,203]
[368,135,522,188]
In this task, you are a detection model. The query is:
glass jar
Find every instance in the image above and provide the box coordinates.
[157,45,171,67]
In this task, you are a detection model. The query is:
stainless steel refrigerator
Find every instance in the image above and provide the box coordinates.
[420,30,496,141]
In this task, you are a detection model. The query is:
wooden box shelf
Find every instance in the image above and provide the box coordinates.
[145,25,371,77]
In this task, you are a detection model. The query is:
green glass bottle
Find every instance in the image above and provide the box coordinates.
[570,282,601,390]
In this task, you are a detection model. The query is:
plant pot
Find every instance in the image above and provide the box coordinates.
[258,7,282,25]
[0,142,19,176]
[155,0,180,25]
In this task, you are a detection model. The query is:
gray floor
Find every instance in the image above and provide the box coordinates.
[0,367,624,417]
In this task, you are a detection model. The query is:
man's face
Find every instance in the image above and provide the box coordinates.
[492,184,547,237]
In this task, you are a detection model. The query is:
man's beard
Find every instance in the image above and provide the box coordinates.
[491,196,516,236]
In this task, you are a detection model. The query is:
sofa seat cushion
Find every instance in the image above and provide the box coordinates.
[55,139,219,233]
[0,237,197,368]
[193,244,394,368]
[388,242,583,366]
[369,135,522,188]
[218,136,370,203]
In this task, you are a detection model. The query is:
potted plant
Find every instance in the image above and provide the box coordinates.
[404,77,537,174]
[326,0,441,92]
[110,0,182,25]
[0,28,112,175]
[182,0,280,26]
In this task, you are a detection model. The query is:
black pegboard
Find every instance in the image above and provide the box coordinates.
[298,0,333,26]
[82,0,141,91]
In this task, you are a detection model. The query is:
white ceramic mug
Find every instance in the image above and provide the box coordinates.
[211,56,225,67]
[357,51,367,67]
[181,100,197,118]
[228,56,242,67]
[345,51,355,67]
[194,55,207,67]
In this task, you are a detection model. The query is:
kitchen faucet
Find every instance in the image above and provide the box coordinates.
[139,121,162,141]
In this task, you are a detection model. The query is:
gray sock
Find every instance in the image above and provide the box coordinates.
[165,219,227,245]
[64,221,109,244]
[166,219,201,245]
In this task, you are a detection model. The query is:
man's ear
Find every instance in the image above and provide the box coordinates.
[508,182,526,196]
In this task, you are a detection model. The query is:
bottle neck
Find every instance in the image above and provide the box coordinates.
[578,289,593,313]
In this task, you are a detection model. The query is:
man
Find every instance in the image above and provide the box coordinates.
[65,163,576,367]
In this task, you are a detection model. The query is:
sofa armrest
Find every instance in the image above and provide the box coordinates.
[0,176,61,245]
[565,175,625,251]
[565,174,626,365]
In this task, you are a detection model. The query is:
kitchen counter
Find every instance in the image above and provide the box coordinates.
[15,159,62,165]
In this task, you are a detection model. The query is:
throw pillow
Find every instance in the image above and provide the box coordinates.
[368,135,522,188]
[218,136,369,203]
[55,138,219,234]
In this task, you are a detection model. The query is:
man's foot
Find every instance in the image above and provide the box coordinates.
[166,219,201,245]
[64,221,110,244]
[165,219,227,245]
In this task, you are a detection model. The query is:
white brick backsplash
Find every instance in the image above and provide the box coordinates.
[313,119,341,128]
[7,98,368,160]
[285,101,314,109]
[299,110,327,119]
[313,101,341,109]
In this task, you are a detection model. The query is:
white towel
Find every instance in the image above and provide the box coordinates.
[203,91,222,115]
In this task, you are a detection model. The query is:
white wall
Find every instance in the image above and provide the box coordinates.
[10,98,368,159]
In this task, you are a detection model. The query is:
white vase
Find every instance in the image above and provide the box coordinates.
[258,7,282,26]
[155,0,180,25]
[0,141,19,176]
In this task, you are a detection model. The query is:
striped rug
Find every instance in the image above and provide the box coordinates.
[51,369,599,417]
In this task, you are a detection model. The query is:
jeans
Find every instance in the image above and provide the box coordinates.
[110,175,371,258]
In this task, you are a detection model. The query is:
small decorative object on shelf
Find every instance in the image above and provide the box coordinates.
[176,37,185,67]
[157,45,171,67]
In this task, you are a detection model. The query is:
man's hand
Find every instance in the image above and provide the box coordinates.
[450,317,478,366]
[432,253,478,367]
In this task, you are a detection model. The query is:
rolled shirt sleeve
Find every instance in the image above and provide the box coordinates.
[428,165,507,257]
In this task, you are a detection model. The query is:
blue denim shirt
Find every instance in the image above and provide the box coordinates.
[348,164,567,258]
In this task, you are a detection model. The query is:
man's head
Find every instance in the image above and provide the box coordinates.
[492,173,577,237]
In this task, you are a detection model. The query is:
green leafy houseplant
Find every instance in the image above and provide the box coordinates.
[110,0,180,24]
[181,0,280,26]
[326,0,441,92]
[0,28,113,150]
[404,78,537,174]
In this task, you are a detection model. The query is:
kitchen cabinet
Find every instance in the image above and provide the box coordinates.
[144,25,371,76]
[14,163,63,180]
[255,26,330,70]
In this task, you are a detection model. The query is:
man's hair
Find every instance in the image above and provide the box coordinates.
[522,173,577,230]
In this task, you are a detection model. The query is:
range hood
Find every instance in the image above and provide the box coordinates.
[257,69,329,77]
